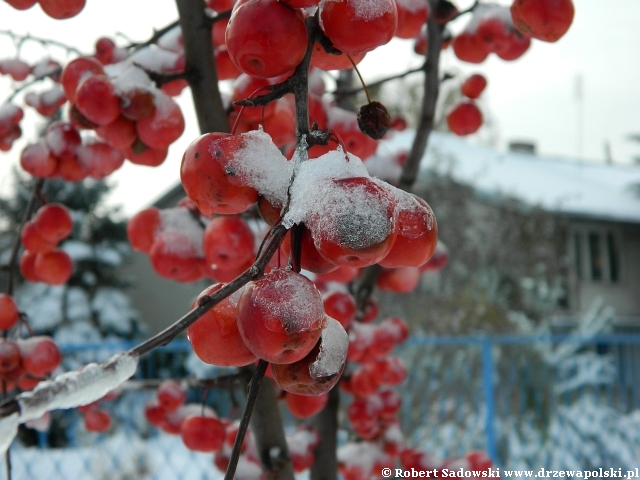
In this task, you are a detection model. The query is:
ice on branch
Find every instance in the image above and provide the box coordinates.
[18,352,138,423]
[0,414,19,456]
[310,316,349,378]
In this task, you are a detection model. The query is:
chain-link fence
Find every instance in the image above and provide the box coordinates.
[4,334,640,479]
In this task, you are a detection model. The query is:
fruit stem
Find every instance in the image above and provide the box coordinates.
[224,360,269,480]
[347,55,372,104]
[290,224,303,273]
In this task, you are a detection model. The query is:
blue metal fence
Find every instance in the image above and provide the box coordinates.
[398,334,640,468]
[3,334,640,478]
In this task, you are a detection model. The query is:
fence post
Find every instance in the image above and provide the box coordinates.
[481,337,499,465]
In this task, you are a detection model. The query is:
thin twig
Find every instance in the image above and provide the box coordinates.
[117,373,251,391]
[131,225,286,357]
[451,0,479,21]
[0,30,84,55]
[5,68,63,103]
[127,20,180,52]
[224,360,268,480]
[334,64,425,97]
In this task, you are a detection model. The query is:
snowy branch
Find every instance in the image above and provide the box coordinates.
[0,352,138,455]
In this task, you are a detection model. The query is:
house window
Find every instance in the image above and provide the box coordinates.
[607,233,620,282]
[575,229,621,283]
[574,233,582,279]
[588,233,603,280]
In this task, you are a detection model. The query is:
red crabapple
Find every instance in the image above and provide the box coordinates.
[149,231,201,281]
[202,216,255,270]
[0,340,21,373]
[447,102,483,136]
[187,284,258,367]
[371,356,407,385]
[119,87,156,121]
[379,194,437,268]
[125,144,168,167]
[511,0,574,42]
[320,0,398,56]
[20,251,40,282]
[322,291,356,328]
[75,75,121,126]
[226,0,308,78]
[20,141,57,178]
[272,316,348,396]
[96,116,137,149]
[136,94,185,149]
[34,203,73,243]
[127,208,161,253]
[21,221,57,253]
[181,415,225,452]
[144,398,166,427]
[44,121,81,160]
[76,140,125,179]
[394,0,429,40]
[0,295,19,330]
[452,32,489,64]
[376,267,421,293]
[310,43,366,71]
[157,380,186,412]
[34,249,73,285]
[461,74,487,99]
[308,177,398,268]
[18,336,61,377]
[180,132,259,215]
[38,0,86,19]
[60,57,104,102]
[285,391,328,418]
[84,409,111,432]
[237,268,326,364]
[5,0,38,10]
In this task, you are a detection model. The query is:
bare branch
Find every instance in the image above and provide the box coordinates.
[451,0,479,21]
[127,20,180,52]
[176,0,228,134]
[224,360,268,480]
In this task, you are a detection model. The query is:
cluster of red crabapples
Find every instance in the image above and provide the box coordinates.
[446,73,487,137]
[0,103,24,152]
[0,295,62,392]
[3,0,86,20]
[19,203,74,285]
[17,53,185,181]
[5,26,189,181]
[142,379,323,476]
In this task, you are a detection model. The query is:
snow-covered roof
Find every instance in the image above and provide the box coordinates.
[381,131,640,224]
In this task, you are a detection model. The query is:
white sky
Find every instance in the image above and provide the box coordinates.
[1,0,639,216]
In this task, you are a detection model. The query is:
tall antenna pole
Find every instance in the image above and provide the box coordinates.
[575,73,584,160]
